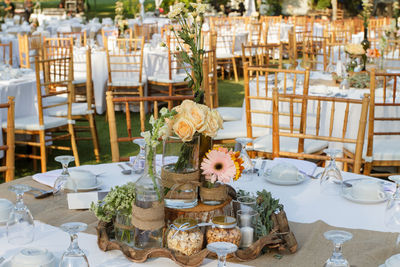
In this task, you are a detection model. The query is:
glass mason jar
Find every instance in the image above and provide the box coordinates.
[200,182,228,206]
[166,218,204,256]
[162,135,200,209]
[114,211,135,247]
[133,144,164,249]
[206,216,241,247]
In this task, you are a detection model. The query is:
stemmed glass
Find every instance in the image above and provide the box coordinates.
[323,230,352,267]
[7,184,34,245]
[235,138,255,174]
[53,156,77,206]
[384,175,400,243]
[59,222,90,267]
[131,138,146,174]
[207,242,238,267]
[320,149,343,196]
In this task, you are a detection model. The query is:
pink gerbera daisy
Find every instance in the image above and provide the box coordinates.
[201,150,236,184]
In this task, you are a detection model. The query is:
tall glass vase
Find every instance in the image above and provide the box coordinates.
[361,27,370,71]
[132,144,164,249]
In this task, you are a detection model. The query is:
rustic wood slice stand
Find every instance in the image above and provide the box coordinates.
[97,202,298,267]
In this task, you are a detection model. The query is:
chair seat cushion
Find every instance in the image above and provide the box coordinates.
[72,77,87,85]
[148,74,188,84]
[253,134,328,154]
[108,81,145,87]
[47,103,94,117]
[42,95,68,106]
[213,120,268,140]
[2,116,70,131]
[216,107,242,122]
[344,137,400,161]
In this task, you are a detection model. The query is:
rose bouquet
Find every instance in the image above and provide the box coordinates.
[366,48,381,58]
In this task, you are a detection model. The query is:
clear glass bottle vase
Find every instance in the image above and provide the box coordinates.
[133,144,164,249]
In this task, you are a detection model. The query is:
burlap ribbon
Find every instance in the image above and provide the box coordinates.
[161,168,200,200]
[131,201,165,231]
[114,222,135,231]
[200,184,227,202]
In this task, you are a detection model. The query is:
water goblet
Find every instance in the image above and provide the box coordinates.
[320,149,343,196]
[53,156,77,207]
[7,184,34,245]
[59,222,90,267]
[207,241,238,267]
[323,230,352,267]
[385,175,400,245]
[131,138,146,174]
[235,137,255,174]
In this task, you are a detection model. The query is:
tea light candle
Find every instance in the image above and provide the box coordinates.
[240,226,254,248]
[240,213,251,227]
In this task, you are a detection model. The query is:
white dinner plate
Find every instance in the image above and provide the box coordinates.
[263,171,306,185]
[65,180,103,192]
[341,187,388,204]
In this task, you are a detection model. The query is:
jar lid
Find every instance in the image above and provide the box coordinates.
[172,218,198,230]
[212,216,237,228]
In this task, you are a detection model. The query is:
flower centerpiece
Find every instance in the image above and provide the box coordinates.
[161,100,223,209]
[200,146,244,205]
[344,43,365,72]
[166,2,207,103]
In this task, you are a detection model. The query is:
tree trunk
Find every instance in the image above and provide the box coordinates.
[332,0,337,21]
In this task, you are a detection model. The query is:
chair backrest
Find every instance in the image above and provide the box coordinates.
[133,22,158,42]
[58,31,87,47]
[166,34,193,81]
[0,42,12,66]
[106,92,194,162]
[101,28,118,47]
[0,96,14,182]
[272,87,370,174]
[244,63,310,139]
[241,43,283,69]
[247,22,262,45]
[18,34,42,69]
[73,47,94,109]
[34,56,73,127]
[42,37,73,60]
[203,49,218,108]
[302,35,328,71]
[105,37,145,86]
[364,69,400,174]
[214,30,235,57]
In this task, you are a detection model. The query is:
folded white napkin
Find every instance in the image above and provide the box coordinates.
[267,158,317,176]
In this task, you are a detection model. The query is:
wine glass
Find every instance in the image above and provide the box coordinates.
[53,156,77,207]
[207,242,238,267]
[7,184,34,245]
[320,149,343,196]
[235,137,255,174]
[131,138,146,174]
[59,222,90,267]
[385,175,400,244]
[323,230,352,267]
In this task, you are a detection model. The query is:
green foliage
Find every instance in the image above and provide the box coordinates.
[263,0,282,15]
[316,0,331,10]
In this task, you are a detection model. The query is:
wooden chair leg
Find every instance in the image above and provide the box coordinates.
[232,58,238,82]
[221,65,225,80]
[168,84,173,110]
[88,114,100,162]
[39,131,47,173]
[32,135,38,171]
[68,124,80,166]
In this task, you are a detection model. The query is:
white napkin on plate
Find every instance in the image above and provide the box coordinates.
[268,158,317,176]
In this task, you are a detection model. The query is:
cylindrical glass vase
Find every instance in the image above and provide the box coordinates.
[114,211,135,247]
[162,135,200,209]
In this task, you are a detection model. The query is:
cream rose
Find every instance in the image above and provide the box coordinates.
[186,103,209,132]
[203,109,223,137]
[173,116,196,142]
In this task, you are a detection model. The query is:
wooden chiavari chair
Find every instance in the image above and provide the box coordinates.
[9,56,80,172]
[213,29,239,82]
[106,37,145,131]
[106,92,194,162]
[246,22,262,45]
[133,22,158,42]
[0,96,14,182]
[58,31,87,47]
[18,34,42,69]
[203,49,218,109]
[272,87,370,174]
[241,43,283,69]
[101,28,118,48]
[344,69,400,177]
[0,42,12,66]
[302,35,329,71]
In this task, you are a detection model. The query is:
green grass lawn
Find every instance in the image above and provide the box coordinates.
[7,79,244,181]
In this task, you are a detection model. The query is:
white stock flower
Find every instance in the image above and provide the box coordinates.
[141,131,151,145]
[168,2,186,19]
[160,107,169,116]
[149,115,156,126]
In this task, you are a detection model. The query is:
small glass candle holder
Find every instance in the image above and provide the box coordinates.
[237,210,259,249]
[231,196,257,217]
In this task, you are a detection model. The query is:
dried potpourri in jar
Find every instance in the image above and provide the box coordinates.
[206,216,241,246]
[166,218,204,256]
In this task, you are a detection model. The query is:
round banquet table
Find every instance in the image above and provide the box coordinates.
[0,160,398,266]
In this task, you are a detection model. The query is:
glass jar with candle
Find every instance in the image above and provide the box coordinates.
[166,218,204,256]
[237,210,259,248]
[206,216,241,247]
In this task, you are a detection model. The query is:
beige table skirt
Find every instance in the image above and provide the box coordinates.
[1,177,397,267]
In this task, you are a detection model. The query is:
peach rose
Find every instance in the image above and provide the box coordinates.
[203,109,223,137]
[187,103,209,132]
[173,116,196,142]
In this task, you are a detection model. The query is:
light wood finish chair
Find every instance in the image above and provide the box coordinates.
[302,35,328,71]
[214,30,238,82]
[101,28,118,48]
[0,96,15,182]
[7,56,80,172]
[344,69,400,177]
[58,31,87,47]
[133,22,158,42]
[272,87,370,173]
[106,37,145,131]
[18,34,42,69]
[246,22,262,45]
[241,43,283,69]
[106,92,194,162]
[0,42,12,66]
[203,49,218,109]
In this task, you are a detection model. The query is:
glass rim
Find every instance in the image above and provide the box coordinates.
[237,209,259,217]
[236,196,257,204]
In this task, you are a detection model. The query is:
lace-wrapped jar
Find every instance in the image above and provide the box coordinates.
[166,218,204,256]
